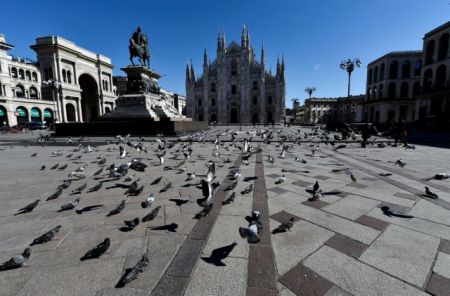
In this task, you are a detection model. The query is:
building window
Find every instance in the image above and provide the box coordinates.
[413,81,420,97]
[253,96,257,105]
[425,40,435,65]
[252,81,258,90]
[29,87,38,99]
[401,60,410,79]
[197,99,202,107]
[380,63,385,80]
[400,82,409,97]
[211,97,216,106]
[414,60,422,76]
[374,67,379,83]
[388,82,396,98]
[378,84,384,99]
[18,69,24,80]
[62,69,67,83]
[231,59,237,76]
[210,82,216,92]
[389,61,398,79]
[368,69,373,84]
[25,71,31,81]
[268,96,273,105]
[67,71,72,84]
[423,69,433,92]
[11,67,17,78]
[438,33,449,61]
[231,85,237,94]
[32,72,38,82]
[15,84,25,98]
[436,64,447,88]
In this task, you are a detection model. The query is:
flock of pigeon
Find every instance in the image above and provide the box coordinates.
[1,126,449,290]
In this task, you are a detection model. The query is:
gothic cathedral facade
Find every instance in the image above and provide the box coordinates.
[185,27,285,124]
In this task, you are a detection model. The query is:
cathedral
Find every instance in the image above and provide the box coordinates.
[185,27,285,124]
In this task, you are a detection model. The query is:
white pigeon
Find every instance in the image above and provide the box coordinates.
[141,193,155,208]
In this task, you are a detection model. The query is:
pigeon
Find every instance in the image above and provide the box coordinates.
[47,188,63,201]
[30,153,37,157]
[425,186,439,199]
[98,158,107,166]
[426,173,450,181]
[93,167,104,176]
[157,150,166,165]
[159,182,172,193]
[59,198,80,211]
[50,163,59,170]
[0,248,31,271]
[142,206,161,222]
[379,173,392,177]
[58,164,68,171]
[295,157,307,163]
[344,169,357,182]
[313,181,319,193]
[87,182,103,192]
[272,217,295,234]
[71,183,87,194]
[394,159,406,167]
[30,225,62,246]
[186,172,196,181]
[107,200,126,217]
[123,218,140,229]
[80,238,110,261]
[119,146,127,159]
[15,200,40,215]
[381,206,413,219]
[115,254,149,288]
[308,190,323,201]
[141,193,155,208]
[275,175,286,184]
[222,192,236,205]
[40,165,46,170]
[239,223,260,243]
[241,183,253,194]
[267,155,275,165]
[201,242,237,266]
[129,160,147,172]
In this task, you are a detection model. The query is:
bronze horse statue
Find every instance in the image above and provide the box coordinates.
[129,33,150,68]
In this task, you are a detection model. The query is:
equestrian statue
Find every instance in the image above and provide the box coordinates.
[129,26,150,68]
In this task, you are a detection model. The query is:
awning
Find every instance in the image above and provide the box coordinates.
[44,109,53,118]
[16,107,27,117]
[31,108,40,117]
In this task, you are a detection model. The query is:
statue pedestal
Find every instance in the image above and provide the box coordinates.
[121,65,161,94]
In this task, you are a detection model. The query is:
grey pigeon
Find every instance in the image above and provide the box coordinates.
[222,192,236,205]
[15,200,40,215]
[107,200,126,217]
[123,218,139,229]
[272,217,295,234]
[58,164,68,171]
[0,248,31,271]
[58,180,72,189]
[88,182,103,192]
[80,238,110,261]
[241,183,253,194]
[71,183,87,194]
[425,186,439,199]
[142,206,161,222]
[116,254,149,288]
[30,225,62,246]
[141,193,154,208]
[47,188,63,201]
[59,198,80,211]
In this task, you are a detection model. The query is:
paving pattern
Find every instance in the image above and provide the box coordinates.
[0,127,450,296]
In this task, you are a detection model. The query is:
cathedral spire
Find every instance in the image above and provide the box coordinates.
[281,55,285,77]
[186,62,191,81]
[222,32,226,50]
[241,25,247,48]
[190,59,195,81]
[217,33,222,52]
[246,27,250,49]
[203,48,208,67]
[261,41,265,65]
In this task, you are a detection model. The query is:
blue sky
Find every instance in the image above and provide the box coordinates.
[1,0,449,106]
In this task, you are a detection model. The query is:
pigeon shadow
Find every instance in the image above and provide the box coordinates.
[243,176,257,182]
[150,223,178,232]
[76,205,103,214]
[169,199,189,207]
[119,226,134,232]
[201,242,238,267]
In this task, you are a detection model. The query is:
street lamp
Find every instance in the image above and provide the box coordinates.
[305,87,316,99]
[42,80,61,124]
[340,58,361,123]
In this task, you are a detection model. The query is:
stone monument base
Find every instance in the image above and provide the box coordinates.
[54,117,208,136]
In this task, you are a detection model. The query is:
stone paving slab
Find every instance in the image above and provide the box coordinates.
[322,194,380,220]
[288,203,380,244]
[270,219,334,275]
[409,199,450,226]
[304,246,429,296]
[359,224,440,287]
[433,252,450,279]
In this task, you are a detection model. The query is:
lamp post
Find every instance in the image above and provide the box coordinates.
[340,58,361,123]
[42,80,61,124]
